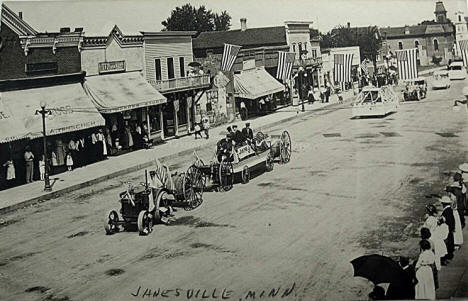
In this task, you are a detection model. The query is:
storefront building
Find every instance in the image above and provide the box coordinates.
[0,4,106,190]
[321,46,361,90]
[81,26,167,153]
[142,31,211,139]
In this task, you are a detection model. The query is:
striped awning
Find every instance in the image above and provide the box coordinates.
[234,68,285,100]
[0,83,105,143]
[83,72,167,114]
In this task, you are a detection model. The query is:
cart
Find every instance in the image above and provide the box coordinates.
[104,160,205,236]
[190,130,292,190]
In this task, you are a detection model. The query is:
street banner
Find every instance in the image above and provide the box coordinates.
[221,43,241,72]
[276,51,296,80]
[396,48,418,80]
[458,39,468,67]
[334,53,354,83]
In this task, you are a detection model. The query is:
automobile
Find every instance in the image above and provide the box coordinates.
[448,61,466,80]
[432,70,450,89]
[402,77,427,101]
[352,86,399,118]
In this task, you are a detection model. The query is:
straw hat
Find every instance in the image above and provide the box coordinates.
[459,163,468,172]
[439,196,452,204]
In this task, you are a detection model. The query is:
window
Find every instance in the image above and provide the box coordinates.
[459,15,462,22]
[298,43,303,56]
[292,43,296,53]
[155,59,162,81]
[434,39,439,51]
[398,41,403,50]
[179,57,185,78]
[167,57,174,79]
[312,49,317,58]
[414,40,419,49]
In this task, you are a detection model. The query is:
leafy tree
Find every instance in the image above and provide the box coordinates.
[162,4,231,32]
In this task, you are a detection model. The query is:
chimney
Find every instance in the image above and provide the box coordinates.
[18,12,23,20]
[60,27,71,34]
[74,27,84,33]
[347,22,350,28]
[240,18,247,32]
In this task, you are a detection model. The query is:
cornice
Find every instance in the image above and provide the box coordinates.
[1,4,38,36]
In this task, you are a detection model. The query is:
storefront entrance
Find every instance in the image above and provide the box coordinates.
[162,104,176,138]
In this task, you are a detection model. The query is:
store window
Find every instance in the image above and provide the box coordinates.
[433,39,439,51]
[155,59,162,81]
[177,99,187,126]
[179,57,185,78]
[167,57,175,79]
[149,106,161,133]
[292,43,296,53]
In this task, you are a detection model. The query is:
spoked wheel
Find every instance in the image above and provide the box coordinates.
[137,210,153,236]
[218,159,234,192]
[241,165,250,184]
[265,153,274,172]
[183,165,205,211]
[279,130,292,164]
[104,210,120,235]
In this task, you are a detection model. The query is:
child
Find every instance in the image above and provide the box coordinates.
[66,152,74,171]
[194,123,202,139]
[39,155,45,180]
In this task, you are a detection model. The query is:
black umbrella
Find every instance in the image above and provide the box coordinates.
[351,254,405,285]
[188,61,201,67]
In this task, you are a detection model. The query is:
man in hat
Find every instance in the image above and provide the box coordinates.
[440,196,455,263]
[232,125,245,146]
[386,256,417,300]
[459,162,468,215]
[446,172,466,228]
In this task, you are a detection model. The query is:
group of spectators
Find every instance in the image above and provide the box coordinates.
[369,164,467,300]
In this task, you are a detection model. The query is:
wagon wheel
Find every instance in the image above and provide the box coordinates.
[279,130,292,164]
[265,153,274,172]
[137,210,153,236]
[241,165,250,184]
[183,165,205,211]
[218,159,234,192]
[104,210,120,235]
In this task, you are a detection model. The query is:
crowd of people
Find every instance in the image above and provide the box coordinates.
[369,164,467,300]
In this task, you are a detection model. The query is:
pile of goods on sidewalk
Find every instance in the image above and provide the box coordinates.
[353,163,467,300]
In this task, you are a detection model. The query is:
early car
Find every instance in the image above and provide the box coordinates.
[352,86,399,118]
[448,61,466,80]
[432,70,450,89]
[403,78,427,101]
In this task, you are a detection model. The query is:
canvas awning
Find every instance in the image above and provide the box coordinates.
[234,68,285,100]
[83,72,167,114]
[0,83,105,143]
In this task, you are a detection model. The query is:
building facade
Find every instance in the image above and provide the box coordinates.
[142,31,210,139]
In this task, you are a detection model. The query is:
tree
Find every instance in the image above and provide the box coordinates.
[162,4,231,32]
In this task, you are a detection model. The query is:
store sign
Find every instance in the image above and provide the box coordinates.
[98,60,126,74]
[237,144,255,160]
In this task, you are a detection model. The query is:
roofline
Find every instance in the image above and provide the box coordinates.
[140,31,197,37]
[284,21,313,25]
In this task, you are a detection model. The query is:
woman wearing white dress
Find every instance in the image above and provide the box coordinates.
[415,240,436,300]
[449,193,464,247]
[432,217,448,269]
[423,204,438,233]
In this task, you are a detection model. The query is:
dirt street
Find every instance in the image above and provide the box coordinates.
[1,80,468,301]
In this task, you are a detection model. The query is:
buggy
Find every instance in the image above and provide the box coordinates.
[402,78,427,101]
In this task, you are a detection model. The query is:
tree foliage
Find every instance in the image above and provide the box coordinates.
[162,4,231,32]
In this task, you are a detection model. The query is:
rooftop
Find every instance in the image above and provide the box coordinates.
[379,24,453,38]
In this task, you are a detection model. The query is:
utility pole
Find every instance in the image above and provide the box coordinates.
[36,101,52,192]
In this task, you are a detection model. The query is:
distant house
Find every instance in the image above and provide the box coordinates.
[379,1,455,66]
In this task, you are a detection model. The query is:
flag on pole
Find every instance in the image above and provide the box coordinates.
[220,43,241,72]
[334,53,354,83]
[360,59,372,76]
[276,51,296,80]
[458,40,468,67]
[153,158,175,191]
[396,48,418,80]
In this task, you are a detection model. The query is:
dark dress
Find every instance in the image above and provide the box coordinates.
[442,206,456,260]
[386,265,417,300]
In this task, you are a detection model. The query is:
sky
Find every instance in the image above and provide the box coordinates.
[3,0,468,35]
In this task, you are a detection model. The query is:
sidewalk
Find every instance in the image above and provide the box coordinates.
[437,223,468,299]
[0,97,348,213]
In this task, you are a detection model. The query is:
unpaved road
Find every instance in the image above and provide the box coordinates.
[1,80,468,301]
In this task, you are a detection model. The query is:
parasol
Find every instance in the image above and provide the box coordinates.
[350,254,405,285]
[188,61,201,67]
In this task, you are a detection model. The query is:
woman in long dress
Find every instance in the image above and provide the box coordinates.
[415,239,436,300]
[449,193,464,246]
[423,204,438,233]
[432,217,448,270]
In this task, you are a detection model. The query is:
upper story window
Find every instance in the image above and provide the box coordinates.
[179,57,185,78]
[312,49,317,58]
[433,39,439,51]
[292,43,296,53]
[155,59,162,81]
[459,15,462,22]
[398,41,403,50]
[298,43,303,56]
[167,57,175,79]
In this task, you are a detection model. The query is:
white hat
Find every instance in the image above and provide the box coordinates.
[439,195,452,204]
[459,163,468,172]
[463,86,468,96]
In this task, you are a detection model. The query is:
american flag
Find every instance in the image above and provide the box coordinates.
[276,51,296,80]
[458,40,468,67]
[396,48,418,80]
[153,158,175,191]
[221,43,241,72]
[334,53,354,83]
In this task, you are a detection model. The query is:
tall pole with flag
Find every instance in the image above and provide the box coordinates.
[220,43,241,121]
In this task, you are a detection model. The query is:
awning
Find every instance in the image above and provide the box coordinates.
[0,83,105,142]
[83,72,167,114]
[234,68,285,100]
